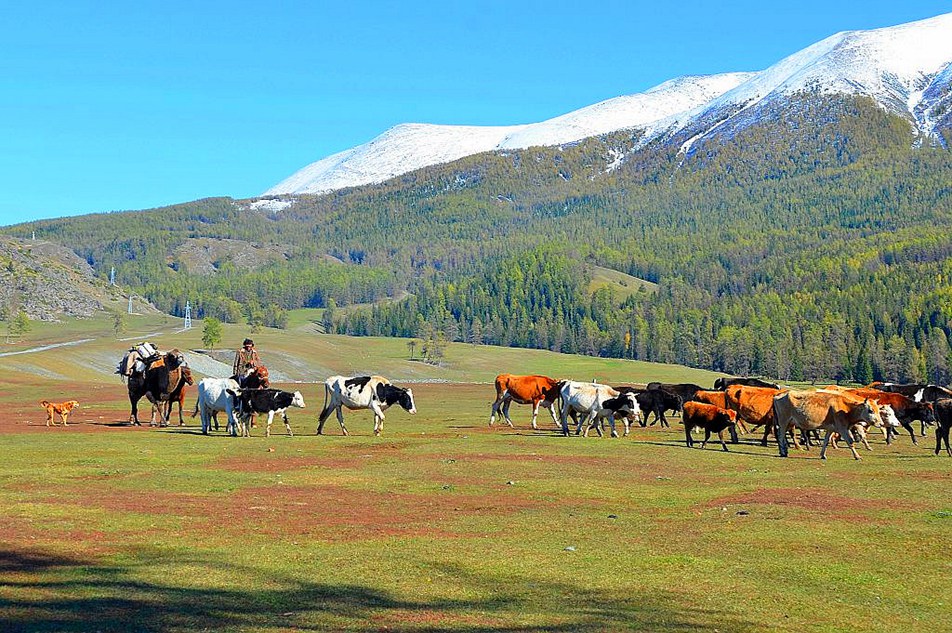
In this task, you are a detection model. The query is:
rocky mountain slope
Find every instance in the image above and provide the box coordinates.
[0,237,121,321]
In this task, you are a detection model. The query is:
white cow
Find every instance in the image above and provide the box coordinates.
[191,377,242,436]
[317,375,417,436]
[559,381,640,438]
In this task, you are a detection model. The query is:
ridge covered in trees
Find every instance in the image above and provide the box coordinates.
[5,94,952,383]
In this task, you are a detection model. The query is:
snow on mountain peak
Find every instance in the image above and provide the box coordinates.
[265,12,952,197]
[263,73,751,196]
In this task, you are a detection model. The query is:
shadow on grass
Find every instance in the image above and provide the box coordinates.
[634,440,785,458]
[0,547,758,632]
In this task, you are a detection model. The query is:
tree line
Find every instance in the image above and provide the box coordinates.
[5,93,952,383]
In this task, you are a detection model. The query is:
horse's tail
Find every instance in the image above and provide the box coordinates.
[190,399,200,418]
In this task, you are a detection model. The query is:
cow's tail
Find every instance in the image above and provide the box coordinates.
[554,380,567,422]
[318,381,332,423]
[773,398,787,457]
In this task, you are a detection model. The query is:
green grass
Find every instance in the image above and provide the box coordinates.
[1,314,949,631]
[1,311,724,386]
[587,264,657,301]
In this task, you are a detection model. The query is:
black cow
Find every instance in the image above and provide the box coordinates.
[127,350,191,426]
[887,400,936,445]
[713,377,780,391]
[934,398,952,456]
[230,388,306,437]
[616,387,680,428]
[647,383,704,413]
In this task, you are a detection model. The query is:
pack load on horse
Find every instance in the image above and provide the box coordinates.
[117,342,160,380]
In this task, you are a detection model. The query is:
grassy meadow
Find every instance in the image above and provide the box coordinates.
[0,312,949,632]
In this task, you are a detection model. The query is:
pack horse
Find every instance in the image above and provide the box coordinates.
[122,345,193,426]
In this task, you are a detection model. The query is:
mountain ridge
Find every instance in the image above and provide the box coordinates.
[266,12,952,197]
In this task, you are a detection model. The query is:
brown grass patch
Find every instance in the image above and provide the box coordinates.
[0,516,115,557]
[217,442,408,472]
[704,487,922,514]
[426,450,726,484]
[15,482,548,542]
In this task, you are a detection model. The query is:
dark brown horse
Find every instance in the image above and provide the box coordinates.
[128,350,191,426]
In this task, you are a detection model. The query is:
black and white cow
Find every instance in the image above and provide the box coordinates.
[228,388,306,437]
[317,375,417,436]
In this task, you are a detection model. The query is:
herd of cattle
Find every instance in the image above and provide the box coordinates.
[489,374,952,459]
[117,347,952,459]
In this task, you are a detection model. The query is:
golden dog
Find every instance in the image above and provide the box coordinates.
[40,400,79,426]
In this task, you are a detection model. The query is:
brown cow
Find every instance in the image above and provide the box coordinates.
[489,374,562,429]
[682,401,737,452]
[773,390,881,460]
[692,390,728,409]
[724,385,785,445]
[692,390,739,443]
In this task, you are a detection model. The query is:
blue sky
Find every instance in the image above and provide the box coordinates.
[1,1,949,225]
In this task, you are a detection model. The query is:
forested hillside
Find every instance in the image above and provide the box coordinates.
[6,94,952,383]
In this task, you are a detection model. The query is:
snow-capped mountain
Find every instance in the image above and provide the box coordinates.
[668,11,952,155]
[263,72,753,196]
[265,12,952,197]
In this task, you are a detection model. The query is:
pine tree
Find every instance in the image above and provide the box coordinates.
[113,310,127,338]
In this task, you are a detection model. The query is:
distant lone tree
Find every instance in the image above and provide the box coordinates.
[6,309,30,343]
[203,317,223,350]
[322,299,337,334]
[113,310,127,337]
